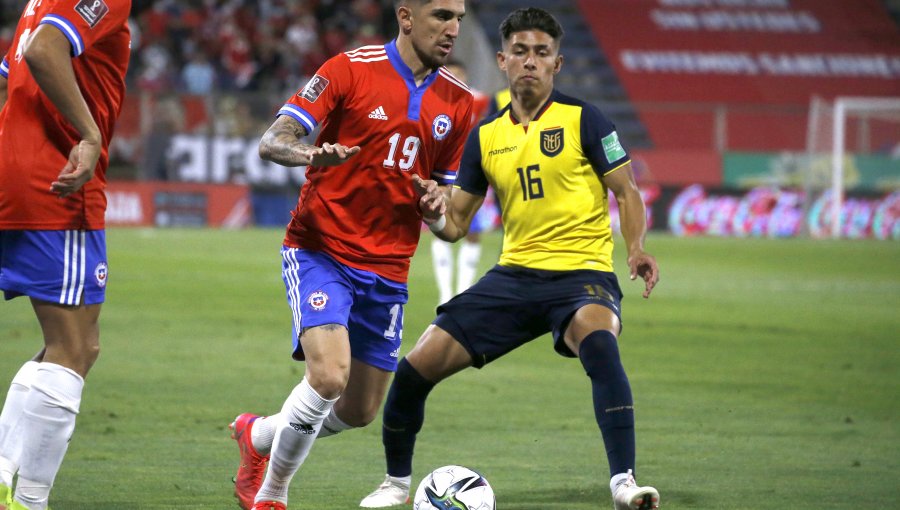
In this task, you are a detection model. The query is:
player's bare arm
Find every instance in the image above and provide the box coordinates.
[24,24,101,198]
[427,184,484,243]
[259,115,361,167]
[603,162,659,298]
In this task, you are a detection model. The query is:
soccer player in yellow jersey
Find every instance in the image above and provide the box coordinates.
[360,7,660,510]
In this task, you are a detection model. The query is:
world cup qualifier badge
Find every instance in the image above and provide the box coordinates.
[299,75,329,103]
[75,0,110,28]
[308,290,328,311]
[432,114,452,140]
[94,262,108,288]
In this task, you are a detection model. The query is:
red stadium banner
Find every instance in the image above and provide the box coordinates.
[105,181,252,228]
[577,0,900,150]
[578,0,900,104]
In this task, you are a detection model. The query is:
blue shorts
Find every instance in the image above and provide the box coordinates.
[434,265,622,367]
[281,247,408,371]
[0,230,108,305]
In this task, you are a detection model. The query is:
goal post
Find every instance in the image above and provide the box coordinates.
[806,96,900,238]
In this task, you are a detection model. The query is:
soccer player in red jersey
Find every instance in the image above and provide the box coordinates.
[227,1,473,509]
[0,1,131,509]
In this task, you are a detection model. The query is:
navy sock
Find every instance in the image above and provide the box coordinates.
[578,330,636,477]
[383,358,436,477]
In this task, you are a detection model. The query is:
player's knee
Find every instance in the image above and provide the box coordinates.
[80,342,101,375]
[306,369,349,400]
[577,330,623,378]
[339,405,379,428]
[382,358,435,431]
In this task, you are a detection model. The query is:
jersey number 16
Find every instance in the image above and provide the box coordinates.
[517,164,545,201]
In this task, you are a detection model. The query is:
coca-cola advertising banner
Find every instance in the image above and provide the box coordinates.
[611,184,899,239]
[662,185,900,240]
[577,0,900,105]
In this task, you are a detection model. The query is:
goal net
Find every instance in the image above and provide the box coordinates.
[805,96,900,238]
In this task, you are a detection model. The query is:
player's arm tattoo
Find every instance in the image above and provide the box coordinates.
[300,324,347,337]
[259,116,319,166]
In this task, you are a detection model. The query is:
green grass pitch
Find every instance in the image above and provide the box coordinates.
[1,228,898,509]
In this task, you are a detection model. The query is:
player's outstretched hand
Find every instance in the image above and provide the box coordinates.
[628,250,659,299]
[412,174,446,223]
[306,142,361,167]
[50,139,101,198]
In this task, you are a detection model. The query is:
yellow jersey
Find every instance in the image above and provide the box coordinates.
[455,90,630,272]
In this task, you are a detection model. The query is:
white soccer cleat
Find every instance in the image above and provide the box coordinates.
[612,470,660,510]
[359,475,410,508]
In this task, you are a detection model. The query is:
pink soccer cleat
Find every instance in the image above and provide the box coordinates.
[230,413,270,510]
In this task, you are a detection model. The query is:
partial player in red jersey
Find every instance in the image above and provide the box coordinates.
[0,1,131,509]
[429,60,499,306]
[227,1,473,509]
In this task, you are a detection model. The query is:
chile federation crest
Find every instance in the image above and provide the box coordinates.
[432,114,452,141]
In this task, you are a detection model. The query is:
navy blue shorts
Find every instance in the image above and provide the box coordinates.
[0,230,108,305]
[281,247,408,372]
[434,265,622,367]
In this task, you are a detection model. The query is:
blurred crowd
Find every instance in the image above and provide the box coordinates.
[1,0,489,183]
[1,0,396,96]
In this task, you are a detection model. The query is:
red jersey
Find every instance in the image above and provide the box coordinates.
[0,0,131,230]
[279,41,474,282]
[471,89,490,123]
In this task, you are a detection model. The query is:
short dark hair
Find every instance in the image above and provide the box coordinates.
[394,0,431,8]
[499,8,564,45]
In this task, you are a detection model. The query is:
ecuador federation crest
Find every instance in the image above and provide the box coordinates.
[540,127,564,157]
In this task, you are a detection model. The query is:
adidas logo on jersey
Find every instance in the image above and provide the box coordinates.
[368,106,388,120]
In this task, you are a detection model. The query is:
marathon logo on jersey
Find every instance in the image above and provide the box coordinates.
[94,262,108,288]
[299,75,329,103]
[74,0,109,28]
[488,145,517,157]
[432,114,452,141]
[308,290,328,311]
[540,127,564,157]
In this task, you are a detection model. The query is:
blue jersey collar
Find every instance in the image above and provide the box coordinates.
[386,39,441,121]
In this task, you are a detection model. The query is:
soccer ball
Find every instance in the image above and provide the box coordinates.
[413,465,495,510]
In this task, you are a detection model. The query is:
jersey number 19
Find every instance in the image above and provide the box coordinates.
[383,133,420,171]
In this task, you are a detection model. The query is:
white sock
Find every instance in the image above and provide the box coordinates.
[0,361,40,487]
[14,477,51,510]
[317,407,353,439]
[14,363,83,509]
[389,474,411,490]
[256,378,336,504]
[456,240,482,294]
[251,414,278,456]
[431,238,454,304]
[248,408,352,445]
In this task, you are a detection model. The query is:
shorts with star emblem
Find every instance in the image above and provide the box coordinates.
[281,247,408,371]
[0,230,108,305]
[433,265,623,367]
